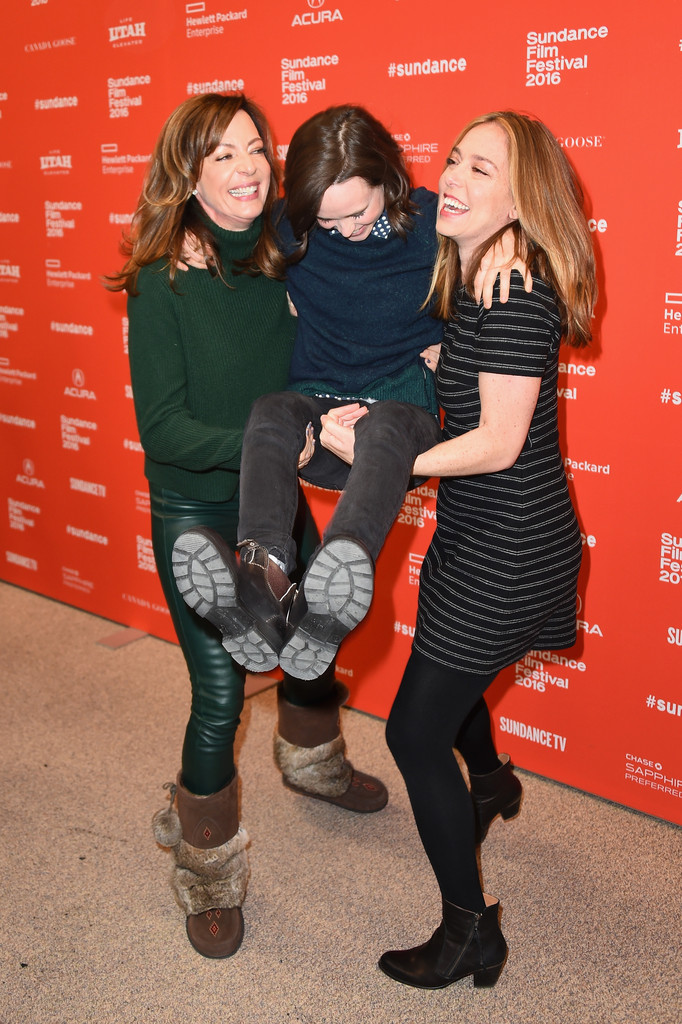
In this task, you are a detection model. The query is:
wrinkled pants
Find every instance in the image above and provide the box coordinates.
[238,392,442,573]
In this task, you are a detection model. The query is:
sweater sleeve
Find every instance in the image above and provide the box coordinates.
[127,270,244,474]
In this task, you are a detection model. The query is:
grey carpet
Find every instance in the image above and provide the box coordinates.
[1,581,679,1024]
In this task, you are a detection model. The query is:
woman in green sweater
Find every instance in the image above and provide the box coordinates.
[107,93,387,961]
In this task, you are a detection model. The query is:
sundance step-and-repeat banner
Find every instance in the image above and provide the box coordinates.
[2,1,680,825]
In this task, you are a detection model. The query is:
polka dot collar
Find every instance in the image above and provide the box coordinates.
[329,212,392,239]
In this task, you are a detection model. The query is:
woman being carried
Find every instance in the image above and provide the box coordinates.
[173,105,528,685]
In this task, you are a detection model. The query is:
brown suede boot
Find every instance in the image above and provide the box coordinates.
[152,773,249,958]
[273,682,388,813]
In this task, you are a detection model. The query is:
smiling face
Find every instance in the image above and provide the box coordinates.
[316,177,385,241]
[194,109,271,231]
[437,121,517,269]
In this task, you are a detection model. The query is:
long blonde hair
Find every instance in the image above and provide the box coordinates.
[106,93,281,294]
[427,111,596,347]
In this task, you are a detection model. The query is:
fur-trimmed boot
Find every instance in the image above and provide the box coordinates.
[469,753,523,843]
[378,894,508,989]
[273,681,388,813]
[152,773,249,959]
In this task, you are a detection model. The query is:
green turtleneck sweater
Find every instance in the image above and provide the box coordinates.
[127,216,296,502]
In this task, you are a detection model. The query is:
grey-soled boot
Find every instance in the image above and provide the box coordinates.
[279,537,374,681]
[172,528,294,673]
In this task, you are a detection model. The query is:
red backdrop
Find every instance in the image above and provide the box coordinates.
[2,0,681,824]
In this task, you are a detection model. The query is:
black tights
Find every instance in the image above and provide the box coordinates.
[386,649,498,912]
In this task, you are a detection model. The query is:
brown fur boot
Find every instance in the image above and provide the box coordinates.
[273,682,388,813]
[152,773,249,958]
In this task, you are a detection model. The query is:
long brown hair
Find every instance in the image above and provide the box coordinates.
[106,93,281,294]
[275,105,415,275]
[427,111,596,347]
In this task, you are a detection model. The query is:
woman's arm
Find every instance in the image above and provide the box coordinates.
[412,371,540,478]
[320,373,540,474]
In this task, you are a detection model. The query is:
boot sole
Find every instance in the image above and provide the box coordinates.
[377,954,506,989]
[279,538,373,680]
[172,529,280,673]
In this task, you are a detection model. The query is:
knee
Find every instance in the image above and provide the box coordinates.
[358,401,437,450]
[362,401,404,434]
[188,656,245,727]
[248,391,307,430]
[385,703,417,769]
[351,405,399,458]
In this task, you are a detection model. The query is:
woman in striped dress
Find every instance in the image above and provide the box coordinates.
[326,111,596,989]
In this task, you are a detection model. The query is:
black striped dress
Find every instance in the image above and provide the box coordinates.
[413,274,582,674]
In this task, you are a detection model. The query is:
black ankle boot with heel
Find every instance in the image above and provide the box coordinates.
[378,895,507,989]
[469,752,523,843]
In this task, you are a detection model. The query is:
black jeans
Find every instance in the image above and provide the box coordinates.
[150,484,329,795]
[238,392,442,574]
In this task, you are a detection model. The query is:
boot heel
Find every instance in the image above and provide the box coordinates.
[473,962,504,988]
[500,793,522,821]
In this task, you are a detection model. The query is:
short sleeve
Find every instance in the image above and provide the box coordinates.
[472,273,560,378]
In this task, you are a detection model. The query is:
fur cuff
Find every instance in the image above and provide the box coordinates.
[273,732,352,798]
[170,825,250,916]
[152,804,183,848]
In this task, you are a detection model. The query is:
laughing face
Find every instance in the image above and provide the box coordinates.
[316,177,385,241]
[194,110,271,231]
[437,121,517,268]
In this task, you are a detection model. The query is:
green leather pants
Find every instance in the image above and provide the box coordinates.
[150,484,331,795]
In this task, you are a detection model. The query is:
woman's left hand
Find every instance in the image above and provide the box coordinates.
[420,344,441,373]
[474,229,533,307]
[319,404,368,465]
[297,422,316,468]
[177,232,208,271]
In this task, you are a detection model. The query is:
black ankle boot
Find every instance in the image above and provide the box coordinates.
[469,753,523,843]
[378,895,507,989]
[236,540,296,643]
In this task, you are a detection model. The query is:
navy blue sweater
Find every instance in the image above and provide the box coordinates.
[280,188,442,411]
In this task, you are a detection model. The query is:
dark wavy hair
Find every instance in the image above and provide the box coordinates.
[274,104,415,276]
